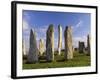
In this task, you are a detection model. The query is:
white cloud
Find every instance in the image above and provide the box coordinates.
[37,25,48,32]
[23,12,31,21]
[22,19,30,52]
[75,20,83,28]
[39,28,47,32]
[23,20,30,30]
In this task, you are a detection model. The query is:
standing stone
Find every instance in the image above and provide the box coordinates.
[46,24,54,61]
[64,26,73,60]
[27,29,38,63]
[39,39,45,56]
[78,41,85,53]
[58,25,62,55]
[22,40,26,56]
[72,46,74,52]
[87,34,90,55]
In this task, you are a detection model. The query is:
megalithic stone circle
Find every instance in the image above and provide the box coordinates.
[39,39,45,56]
[46,24,54,62]
[78,41,85,53]
[22,40,26,56]
[64,26,73,60]
[58,25,62,55]
[27,29,39,63]
[87,34,90,55]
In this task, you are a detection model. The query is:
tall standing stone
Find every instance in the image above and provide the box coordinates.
[87,34,90,55]
[46,24,54,61]
[64,26,73,60]
[58,25,62,55]
[39,39,45,56]
[78,41,85,53]
[27,29,38,63]
[22,40,26,56]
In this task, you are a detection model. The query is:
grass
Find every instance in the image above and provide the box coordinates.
[23,51,90,69]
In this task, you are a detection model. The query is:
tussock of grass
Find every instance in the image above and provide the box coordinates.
[23,51,90,69]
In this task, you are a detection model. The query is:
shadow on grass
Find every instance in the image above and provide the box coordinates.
[56,59,66,62]
[39,60,51,63]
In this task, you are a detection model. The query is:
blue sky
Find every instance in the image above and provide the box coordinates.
[22,10,91,51]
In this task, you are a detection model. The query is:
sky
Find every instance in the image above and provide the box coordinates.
[22,10,91,52]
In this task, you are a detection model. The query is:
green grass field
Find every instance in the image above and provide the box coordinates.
[23,51,90,69]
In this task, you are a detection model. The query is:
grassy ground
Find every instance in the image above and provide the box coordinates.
[23,51,90,69]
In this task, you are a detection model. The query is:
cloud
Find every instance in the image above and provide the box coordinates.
[22,19,30,52]
[75,20,83,28]
[23,12,31,22]
[37,25,48,32]
[23,20,30,30]
[35,25,48,41]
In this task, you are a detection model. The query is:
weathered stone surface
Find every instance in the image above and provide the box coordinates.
[39,39,45,56]
[78,41,85,53]
[22,40,26,55]
[87,34,90,55]
[72,46,74,52]
[27,29,38,63]
[58,25,62,55]
[64,26,73,60]
[46,24,54,61]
